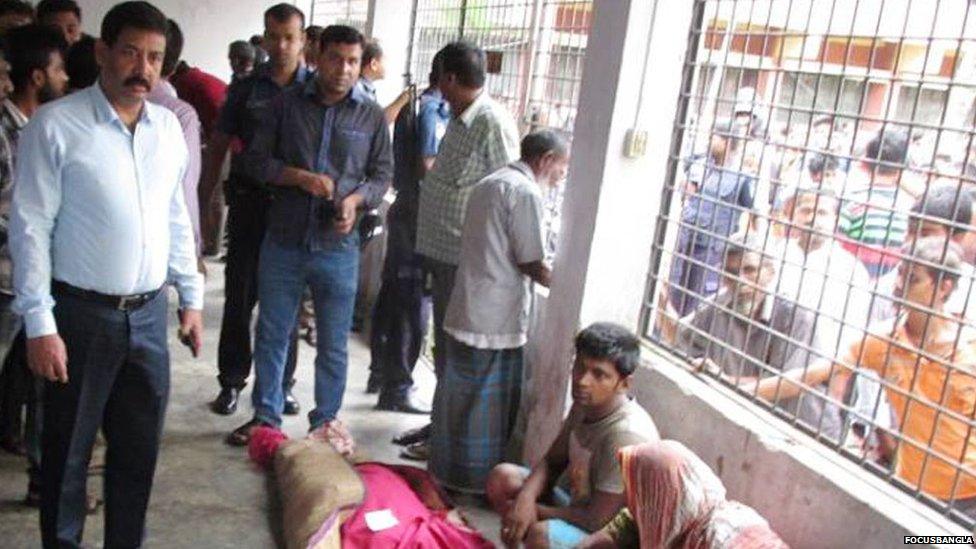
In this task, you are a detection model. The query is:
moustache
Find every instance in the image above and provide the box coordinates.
[123,76,151,89]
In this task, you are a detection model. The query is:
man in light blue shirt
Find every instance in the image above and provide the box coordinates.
[9,3,203,547]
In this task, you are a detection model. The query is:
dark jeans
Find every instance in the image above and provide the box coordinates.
[252,236,359,429]
[217,190,298,391]
[369,272,431,400]
[41,286,169,549]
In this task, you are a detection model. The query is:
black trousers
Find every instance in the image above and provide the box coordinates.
[217,190,298,390]
[424,258,457,380]
[41,287,168,549]
[369,272,430,400]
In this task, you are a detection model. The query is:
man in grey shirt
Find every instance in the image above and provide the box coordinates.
[430,131,568,493]
[676,233,842,439]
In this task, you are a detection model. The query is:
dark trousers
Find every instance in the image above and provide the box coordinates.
[217,191,298,390]
[0,337,28,443]
[369,273,431,400]
[41,288,169,549]
[0,293,26,444]
[424,258,457,380]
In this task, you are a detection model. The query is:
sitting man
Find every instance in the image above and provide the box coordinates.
[675,232,842,439]
[746,236,976,516]
[485,323,659,549]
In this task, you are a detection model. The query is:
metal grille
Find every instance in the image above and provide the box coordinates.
[309,0,369,31]
[406,0,591,260]
[643,0,976,527]
[407,0,591,137]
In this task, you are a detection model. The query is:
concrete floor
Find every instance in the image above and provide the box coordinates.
[0,260,500,548]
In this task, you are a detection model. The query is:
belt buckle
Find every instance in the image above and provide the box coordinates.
[117,295,134,311]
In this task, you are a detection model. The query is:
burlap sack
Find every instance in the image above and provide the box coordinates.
[273,439,365,549]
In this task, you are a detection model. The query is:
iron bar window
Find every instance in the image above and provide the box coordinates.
[310,0,369,31]
[406,0,592,260]
[643,0,976,529]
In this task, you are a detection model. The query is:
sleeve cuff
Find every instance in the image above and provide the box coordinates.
[353,185,379,210]
[25,310,57,338]
[177,273,205,310]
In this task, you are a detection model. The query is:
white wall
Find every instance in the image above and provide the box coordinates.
[522,0,690,463]
[80,0,314,81]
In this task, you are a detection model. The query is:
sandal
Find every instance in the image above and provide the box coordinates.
[226,418,272,447]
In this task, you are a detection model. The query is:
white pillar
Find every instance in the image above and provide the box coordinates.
[522,0,699,462]
[366,0,416,104]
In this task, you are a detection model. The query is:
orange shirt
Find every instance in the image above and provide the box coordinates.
[845,321,976,500]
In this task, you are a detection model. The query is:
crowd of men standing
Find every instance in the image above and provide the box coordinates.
[0,1,576,547]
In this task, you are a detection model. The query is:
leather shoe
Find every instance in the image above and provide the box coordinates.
[283,387,300,416]
[399,441,429,461]
[210,387,239,415]
[376,391,430,415]
[392,423,430,446]
[365,373,383,394]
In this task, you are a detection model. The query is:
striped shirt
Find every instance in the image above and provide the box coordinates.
[838,183,913,272]
[415,91,519,265]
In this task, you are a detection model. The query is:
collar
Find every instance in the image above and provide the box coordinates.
[302,77,367,105]
[422,89,450,116]
[254,62,310,87]
[90,83,155,126]
[2,99,28,129]
[359,76,376,94]
[458,90,488,127]
[509,160,536,183]
[421,88,443,101]
[891,312,976,353]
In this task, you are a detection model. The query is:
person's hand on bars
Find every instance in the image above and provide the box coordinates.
[691,356,722,377]
[655,283,679,344]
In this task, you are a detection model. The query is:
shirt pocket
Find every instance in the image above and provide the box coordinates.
[244,97,271,131]
[457,149,487,187]
[333,126,370,176]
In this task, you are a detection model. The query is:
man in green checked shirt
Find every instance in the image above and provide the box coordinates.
[405,41,519,460]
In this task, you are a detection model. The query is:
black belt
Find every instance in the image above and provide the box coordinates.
[52,280,163,312]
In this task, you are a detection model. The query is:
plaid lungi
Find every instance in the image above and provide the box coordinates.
[428,336,523,494]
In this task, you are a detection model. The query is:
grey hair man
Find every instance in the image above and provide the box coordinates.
[430,130,569,494]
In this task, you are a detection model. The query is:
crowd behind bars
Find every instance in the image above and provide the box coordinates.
[0,1,797,548]
[655,79,976,520]
[0,0,973,546]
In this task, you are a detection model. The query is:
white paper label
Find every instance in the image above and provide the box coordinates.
[364,509,399,532]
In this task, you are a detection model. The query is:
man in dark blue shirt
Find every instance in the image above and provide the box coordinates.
[368,52,451,415]
[229,25,393,444]
[204,4,308,418]
[669,120,755,317]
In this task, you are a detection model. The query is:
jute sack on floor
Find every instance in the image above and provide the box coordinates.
[274,439,365,549]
